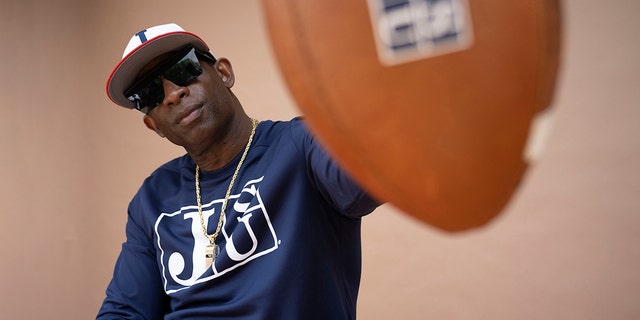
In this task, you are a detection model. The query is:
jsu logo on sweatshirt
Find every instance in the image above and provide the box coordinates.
[154,176,279,294]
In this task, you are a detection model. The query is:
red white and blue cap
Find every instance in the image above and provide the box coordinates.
[106,23,210,109]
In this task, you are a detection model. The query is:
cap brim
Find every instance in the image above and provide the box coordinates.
[106,31,209,109]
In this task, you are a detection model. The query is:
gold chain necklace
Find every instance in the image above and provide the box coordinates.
[196,118,258,267]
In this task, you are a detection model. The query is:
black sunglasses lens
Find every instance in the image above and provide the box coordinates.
[133,78,164,111]
[164,53,203,87]
[125,48,204,113]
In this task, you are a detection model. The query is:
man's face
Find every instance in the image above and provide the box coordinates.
[137,52,236,148]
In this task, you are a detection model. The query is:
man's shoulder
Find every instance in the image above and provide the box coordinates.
[140,154,191,188]
[257,116,309,143]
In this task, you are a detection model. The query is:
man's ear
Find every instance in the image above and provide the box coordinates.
[143,114,165,138]
[215,58,235,88]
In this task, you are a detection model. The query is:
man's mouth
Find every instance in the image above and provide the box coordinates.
[176,105,203,125]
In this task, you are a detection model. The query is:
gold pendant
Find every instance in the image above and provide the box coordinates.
[205,244,220,268]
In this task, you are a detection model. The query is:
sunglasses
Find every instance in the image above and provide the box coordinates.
[124,46,215,114]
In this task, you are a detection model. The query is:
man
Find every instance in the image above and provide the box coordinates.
[97,23,380,319]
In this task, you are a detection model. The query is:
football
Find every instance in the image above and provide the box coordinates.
[263,0,562,231]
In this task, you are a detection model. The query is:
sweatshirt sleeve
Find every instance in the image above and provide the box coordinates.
[289,118,381,218]
[96,204,169,319]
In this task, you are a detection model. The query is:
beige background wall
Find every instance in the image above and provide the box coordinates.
[0,0,638,319]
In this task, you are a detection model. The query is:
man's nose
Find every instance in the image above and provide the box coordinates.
[162,78,189,107]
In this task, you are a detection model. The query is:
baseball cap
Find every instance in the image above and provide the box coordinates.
[106,23,211,109]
